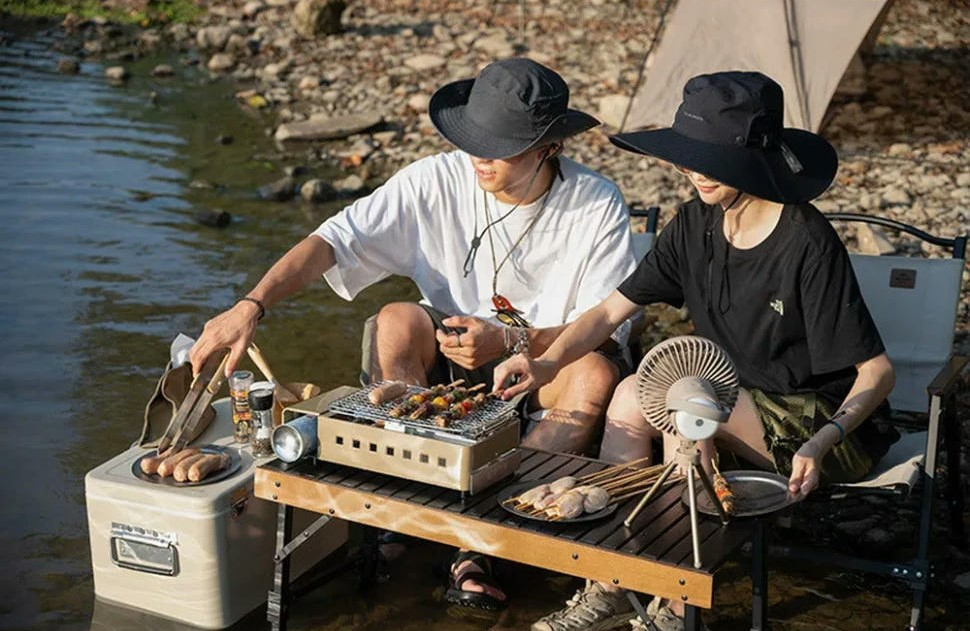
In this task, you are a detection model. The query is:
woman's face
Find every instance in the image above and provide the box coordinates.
[676,165,741,207]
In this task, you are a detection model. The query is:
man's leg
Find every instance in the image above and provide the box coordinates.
[372,302,439,386]
[599,374,663,465]
[522,352,620,454]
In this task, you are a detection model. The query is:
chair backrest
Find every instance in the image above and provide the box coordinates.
[827,213,967,414]
[630,205,660,261]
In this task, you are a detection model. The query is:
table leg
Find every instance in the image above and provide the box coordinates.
[750,518,768,631]
[359,525,383,590]
[268,504,294,631]
[684,605,701,631]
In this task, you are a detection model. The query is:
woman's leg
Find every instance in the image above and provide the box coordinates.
[599,374,663,465]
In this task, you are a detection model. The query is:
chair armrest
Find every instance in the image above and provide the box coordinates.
[927,354,969,399]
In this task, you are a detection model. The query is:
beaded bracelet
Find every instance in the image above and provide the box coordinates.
[236,296,266,321]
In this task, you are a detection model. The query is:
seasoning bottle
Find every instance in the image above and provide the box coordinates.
[228,370,254,443]
[248,380,276,457]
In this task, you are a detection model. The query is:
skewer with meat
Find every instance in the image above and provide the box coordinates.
[544,490,585,520]
[572,485,611,512]
[548,476,577,494]
[389,397,421,418]
[408,402,432,420]
[712,458,735,515]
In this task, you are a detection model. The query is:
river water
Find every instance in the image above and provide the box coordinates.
[0,24,961,631]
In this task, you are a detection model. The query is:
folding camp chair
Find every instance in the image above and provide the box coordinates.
[772,212,968,631]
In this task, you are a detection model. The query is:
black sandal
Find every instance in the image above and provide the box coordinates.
[444,551,507,611]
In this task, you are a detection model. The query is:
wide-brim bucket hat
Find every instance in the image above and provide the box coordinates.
[610,71,837,204]
[430,58,600,160]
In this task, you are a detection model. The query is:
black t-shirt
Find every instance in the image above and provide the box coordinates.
[618,198,885,399]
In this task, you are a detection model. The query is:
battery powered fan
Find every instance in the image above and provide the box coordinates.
[623,336,740,568]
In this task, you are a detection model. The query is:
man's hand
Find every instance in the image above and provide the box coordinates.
[491,353,559,400]
[788,440,825,500]
[435,316,504,370]
[188,300,261,378]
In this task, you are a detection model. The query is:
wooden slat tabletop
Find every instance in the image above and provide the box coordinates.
[255,449,754,609]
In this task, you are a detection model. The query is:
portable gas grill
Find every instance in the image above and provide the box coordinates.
[287,384,521,494]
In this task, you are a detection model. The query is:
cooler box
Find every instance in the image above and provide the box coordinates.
[85,399,347,629]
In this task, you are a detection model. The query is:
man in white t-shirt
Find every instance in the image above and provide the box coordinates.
[188,58,636,608]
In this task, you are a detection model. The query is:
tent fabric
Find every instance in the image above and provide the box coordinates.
[625,0,891,133]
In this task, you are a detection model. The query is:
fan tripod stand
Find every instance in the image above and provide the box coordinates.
[623,438,730,569]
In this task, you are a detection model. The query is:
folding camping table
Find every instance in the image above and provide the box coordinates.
[255,445,770,631]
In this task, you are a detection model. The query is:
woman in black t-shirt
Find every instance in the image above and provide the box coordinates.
[497,72,898,631]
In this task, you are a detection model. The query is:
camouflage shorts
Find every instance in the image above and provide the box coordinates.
[748,389,899,485]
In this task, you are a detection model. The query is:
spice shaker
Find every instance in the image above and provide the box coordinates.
[248,380,276,457]
[228,370,254,443]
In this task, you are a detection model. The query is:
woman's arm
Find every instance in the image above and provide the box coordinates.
[787,352,896,498]
[492,290,641,398]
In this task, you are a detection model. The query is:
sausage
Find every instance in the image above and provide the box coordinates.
[173,453,208,482]
[368,381,408,405]
[140,447,175,475]
[156,448,201,478]
[188,453,231,482]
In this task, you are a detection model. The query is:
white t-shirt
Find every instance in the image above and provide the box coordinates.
[313,150,636,342]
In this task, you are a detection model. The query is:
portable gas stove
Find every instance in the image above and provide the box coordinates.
[289,384,521,494]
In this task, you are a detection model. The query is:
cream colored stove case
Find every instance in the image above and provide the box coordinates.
[85,399,347,629]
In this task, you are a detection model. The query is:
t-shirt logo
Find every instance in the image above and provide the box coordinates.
[770,298,784,316]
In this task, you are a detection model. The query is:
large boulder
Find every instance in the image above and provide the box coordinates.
[292,0,347,39]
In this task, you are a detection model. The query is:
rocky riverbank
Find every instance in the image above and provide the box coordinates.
[30,0,969,342]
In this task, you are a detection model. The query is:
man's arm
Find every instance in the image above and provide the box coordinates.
[787,352,896,498]
[189,235,335,377]
[492,290,641,398]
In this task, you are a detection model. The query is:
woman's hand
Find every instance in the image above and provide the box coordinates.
[491,353,559,400]
[787,440,825,500]
[188,300,260,378]
[435,316,504,370]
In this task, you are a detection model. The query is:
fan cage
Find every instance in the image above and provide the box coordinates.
[635,336,740,435]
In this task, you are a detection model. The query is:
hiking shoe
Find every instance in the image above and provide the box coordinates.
[532,581,634,631]
[629,597,709,631]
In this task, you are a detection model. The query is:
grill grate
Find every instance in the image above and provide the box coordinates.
[327,384,517,440]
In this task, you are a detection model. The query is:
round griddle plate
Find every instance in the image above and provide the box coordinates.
[131,444,242,487]
[682,469,795,518]
[497,480,618,524]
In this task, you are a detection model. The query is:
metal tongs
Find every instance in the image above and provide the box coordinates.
[156,350,230,454]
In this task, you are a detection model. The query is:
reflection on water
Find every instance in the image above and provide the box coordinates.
[0,25,415,630]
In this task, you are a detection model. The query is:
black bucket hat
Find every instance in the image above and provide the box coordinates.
[430,58,600,160]
[610,71,837,204]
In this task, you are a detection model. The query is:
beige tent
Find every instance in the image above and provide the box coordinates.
[623,0,893,133]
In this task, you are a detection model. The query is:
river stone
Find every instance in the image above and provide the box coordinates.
[150,64,174,77]
[258,176,296,201]
[57,58,80,74]
[857,223,896,255]
[300,179,337,202]
[104,66,128,82]
[334,174,365,194]
[208,53,236,73]
[292,0,347,39]
[403,54,446,72]
[274,112,383,142]
[243,1,264,17]
[473,33,514,57]
[407,93,430,112]
[197,25,232,51]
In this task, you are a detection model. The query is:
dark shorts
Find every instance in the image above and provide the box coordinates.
[748,388,900,484]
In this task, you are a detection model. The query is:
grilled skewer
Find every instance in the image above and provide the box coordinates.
[712,458,735,515]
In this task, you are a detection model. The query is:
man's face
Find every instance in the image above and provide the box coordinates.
[469,147,545,200]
